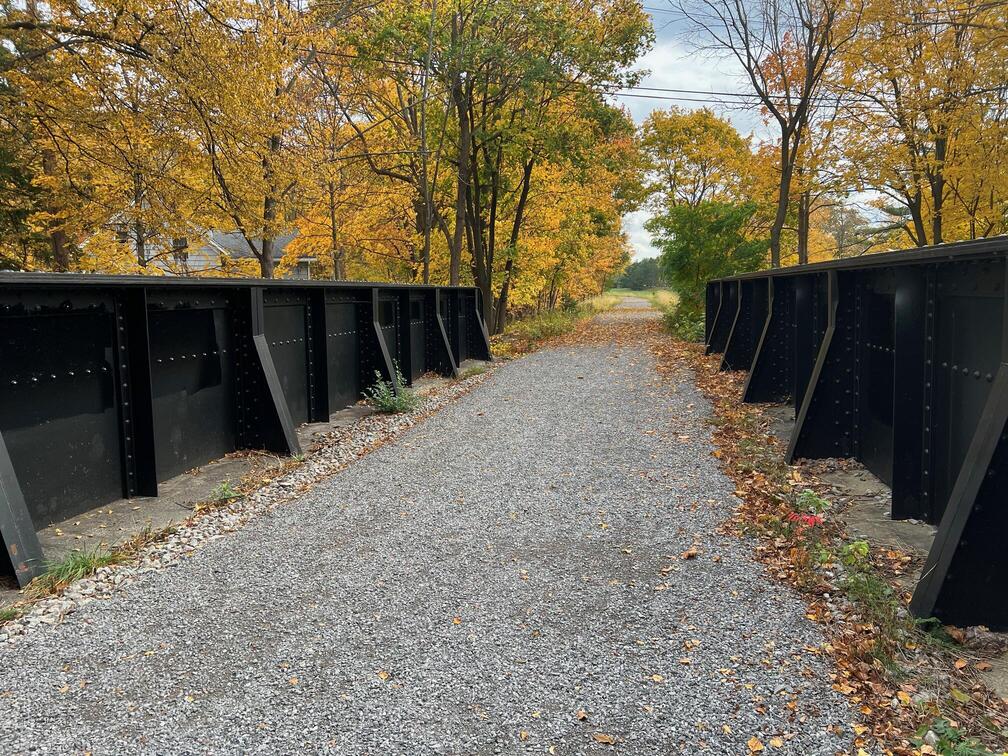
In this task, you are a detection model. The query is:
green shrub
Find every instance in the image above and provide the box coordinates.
[211,480,241,502]
[663,304,705,342]
[364,364,421,413]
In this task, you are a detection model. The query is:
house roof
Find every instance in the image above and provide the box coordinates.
[205,230,299,259]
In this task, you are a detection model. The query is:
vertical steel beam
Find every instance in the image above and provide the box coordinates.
[722,278,769,372]
[0,431,44,587]
[434,289,461,378]
[743,277,795,404]
[308,290,330,421]
[248,288,302,456]
[707,280,737,355]
[792,275,816,415]
[471,288,494,361]
[429,289,458,378]
[119,288,158,497]
[788,271,856,461]
[371,288,399,391]
[396,289,414,385]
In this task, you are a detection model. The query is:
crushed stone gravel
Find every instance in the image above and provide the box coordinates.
[0,309,854,755]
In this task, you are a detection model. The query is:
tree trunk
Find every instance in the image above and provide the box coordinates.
[260,133,281,279]
[492,157,535,335]
[796,190,810,265]
[133,171,146,267]
[41,150,70,271]
[931,130,946,245]
[769,133,793,268]
[328,181,344,279]
[259,237,275,279]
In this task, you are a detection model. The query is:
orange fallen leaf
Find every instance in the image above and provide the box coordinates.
[953,658,968,670]
[376,670,390,681]
[650,674,664,683]
[592,733,616,745]
[452,616,462,625]
[747,736,764,752]
[575,709,588,721]
[769,736,784,748]
[288,677,299,686]
[976,661,992,671]
[681,548,698,560]
[519,731,529,742]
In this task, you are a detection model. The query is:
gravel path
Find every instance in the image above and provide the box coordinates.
[0,308,853,755]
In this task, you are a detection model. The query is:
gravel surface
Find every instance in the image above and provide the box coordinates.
[0,309,854,755]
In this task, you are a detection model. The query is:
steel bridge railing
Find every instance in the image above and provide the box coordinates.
[704,236,1008,630]
[0,274,492,586]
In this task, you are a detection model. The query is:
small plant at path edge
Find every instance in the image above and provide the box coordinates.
[364,364,420,414]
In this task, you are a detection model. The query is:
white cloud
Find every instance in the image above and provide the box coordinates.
[612,15,774,258]
[623,210,658,260]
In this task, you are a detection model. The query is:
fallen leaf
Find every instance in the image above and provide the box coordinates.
[975,661,992,671]
[288,677,299,686]
[650,674,664,683]
[769,736,783,748]
[519,731,529,742]
[575,709,588,721]
[376,670,389,681]
[592,733,616,745]
[896,690,911,705]
[953,658,968,670]
[452,616,462,625]
[747,736,764,752]
[949,688,970,703]
[681,548,698,560]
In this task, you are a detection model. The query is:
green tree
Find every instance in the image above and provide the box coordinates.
[647,201,766,314]
[611,257,664,290]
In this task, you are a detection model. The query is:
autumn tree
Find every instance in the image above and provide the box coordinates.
[840,0,1008,246]
[638,107,754,210]
[678,0,861,267]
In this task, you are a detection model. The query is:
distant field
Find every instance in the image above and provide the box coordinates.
[607,288,679,312]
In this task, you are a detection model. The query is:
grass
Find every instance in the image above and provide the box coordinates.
[491,295,622,358]
[24,544,126,599]
[364,364,421,413]
[607,287,705,342]
[607,287,679,312]
[0,606,21,622]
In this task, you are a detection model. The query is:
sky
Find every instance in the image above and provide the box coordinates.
[614,5,767,260]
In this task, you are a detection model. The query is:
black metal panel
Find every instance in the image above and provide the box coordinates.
[855,273,895,486]
[377,296,400,374]
[0,276,484,581]
[409,296,427,380]
[927,260,1004,523]
[790,271,856,461]
[708,239,1008,628]
[744,277,794,404]
[264,299,311,427]
[148,303,237,480]
[456,292,470,363]
[0,430,44,586]
[705,282,721,345]
[325,299,362,410]
[0,296,123,525]
[911,367,1008,629]
[722,279,767,372]
[707,280,737,355]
